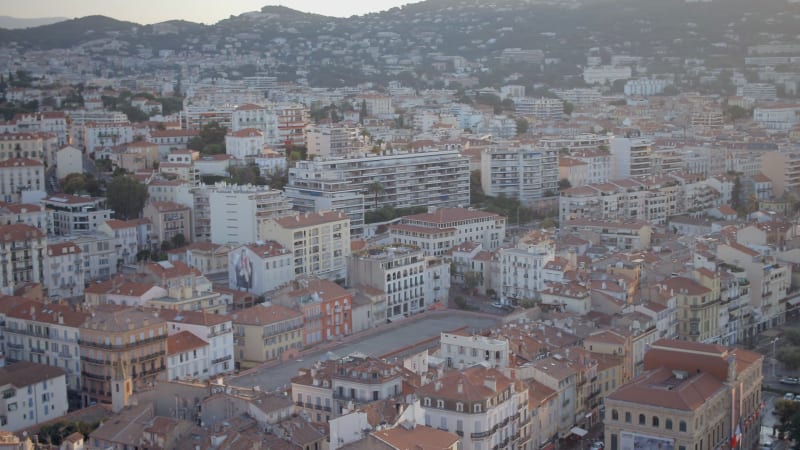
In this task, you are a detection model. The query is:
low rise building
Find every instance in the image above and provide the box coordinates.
[43,195,112,236]
[0,362,68,432]
[231,304,304,366]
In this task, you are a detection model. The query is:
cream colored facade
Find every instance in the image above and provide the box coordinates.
[231,304,304,366]
[259,211,350,280]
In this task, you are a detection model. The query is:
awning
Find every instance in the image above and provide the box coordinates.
[570,427,588,437]
[585,412,593,418]
[788,297,800,306]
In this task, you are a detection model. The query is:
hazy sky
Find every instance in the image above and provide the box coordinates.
[0,1,415,24]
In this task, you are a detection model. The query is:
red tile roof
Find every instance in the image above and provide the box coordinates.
[167,330,208,355]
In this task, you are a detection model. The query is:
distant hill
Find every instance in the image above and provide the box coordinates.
[0,15,69,29]
[0,15,140,48]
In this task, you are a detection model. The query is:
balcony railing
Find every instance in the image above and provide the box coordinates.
[30,347,45,354]
[81,371,110,381]
[211,354,232,365]
[79,335,164,350]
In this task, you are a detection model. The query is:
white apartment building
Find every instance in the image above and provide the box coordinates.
[14,111,69,147]
[231,103,281,145]
[208,184,291,245]
[551,88,603,106]
[285,178,366,237]
[0,362,68,432]
[0,224,46,295]
[45,242,84,299]
[480,145,559,202]
[305,123,364,158]
[736,83,777,101]
[66,232,117,282]
[417,367,531,450]
[440,332,511,370]
[166,331,211,382]
[260,211,351,280]
[513,97,564,119]
[389,207,506,257]
[0,202,49,234]
[98,219,142,266]
[0,132,58,167]
[82,122,134,154]
[55,146,83,180]
[287,148,470,215]
[753,106,800,130]
[225,128,265,160]
[570,148,612,184]
[624,78,670,96]
[358,94,393,116]
[42,195,112,236]
[583,65,632,85]
[610,137,653,179]
[536,134,610,152]
[2,301,87,392]
[497,237,555,302]
[348,244,449,321]
[227,242,294,295]
[0,158,45,203]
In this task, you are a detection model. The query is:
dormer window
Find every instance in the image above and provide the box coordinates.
[437,400,444,409]
[456,402,464,412]
[474,404,482,413]
[424,397,431,406]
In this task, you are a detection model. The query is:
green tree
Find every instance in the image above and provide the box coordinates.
[359,99,367,123]
[136,250,151,262]
[777,346,800,370]
[62,173,88,194]
[366,182,385,209]
[558,178,572,190]
[464,272,483,291]
[731,175,743,214]
[515,117,529,135]
[563,101,574,116]
[171,233,187,248]
[188,121,227,155]
[106,176,148,220]
[725,105,750,124]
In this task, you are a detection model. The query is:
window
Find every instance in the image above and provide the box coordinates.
[666,419,673,430]
[424,397,431,406]
[652,416,659,427]
[474,404,482,413]
[679,420,687,432]
[456,402,464,412]
[437,400,444,409]
[611,409,618,420]
[625,412,631,423]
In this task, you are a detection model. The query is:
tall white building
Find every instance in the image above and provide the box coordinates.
[287,148,470,219]
[42,195,112,236]
[497,235,555,302]
[513,98,564,119]
[305,123,365,158]
[225,128,265,159]
[44,242,84,299]
[480,145,559,202]
[0,158,45,203]
[609,137,653,179]
[208,184,291,245]
[583,66,632,85]
[82,122,134,154]
[348,244,450,321]
[389,207,506,257]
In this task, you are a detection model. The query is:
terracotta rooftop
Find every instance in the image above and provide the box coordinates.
[0,223,44,242]
[272,211,348,229]
[167,330,209,355]
[402,207,502,225]
[47,242,81,256]
[372,425,460,450]
[230,304,302,326]
[0,157,43,168]
[146,201,190,213]
[158,309,232,327]
[6,300,89,328]
[0,362,66,388]
[608,366,724,411]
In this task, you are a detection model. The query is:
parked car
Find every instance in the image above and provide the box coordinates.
[785,392,795,401]
[781,376,799,385]
[590,442,605,450]
[491,302,505,309]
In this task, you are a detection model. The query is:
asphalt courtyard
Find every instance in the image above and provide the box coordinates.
[227,311,500,391]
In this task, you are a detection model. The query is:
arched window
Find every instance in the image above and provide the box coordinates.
[679,420,687,432]
[652,416,660,427]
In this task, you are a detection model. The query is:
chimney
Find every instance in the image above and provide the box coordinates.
[484,376,497,392]
[434,381,442,392]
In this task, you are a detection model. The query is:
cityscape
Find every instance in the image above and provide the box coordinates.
[0,0,799,448]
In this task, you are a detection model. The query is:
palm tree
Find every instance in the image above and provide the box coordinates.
[366,182,385,209]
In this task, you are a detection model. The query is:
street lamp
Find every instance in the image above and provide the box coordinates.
[772,337,780,378]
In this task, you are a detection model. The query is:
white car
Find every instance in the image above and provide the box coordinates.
[590,442,605,450]
[785,393,795,401]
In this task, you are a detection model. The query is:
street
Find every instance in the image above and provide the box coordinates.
[227,311,500,391]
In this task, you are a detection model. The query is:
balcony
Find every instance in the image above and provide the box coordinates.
[7,342,23,350]
[79,335,164,350]
[81,371,110,381]
[470,429,493,440]
[30,347,45,354]
[207,328,231,339]
[212,354,232,365]
[134,350,165,363]
[80,355,108,365]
